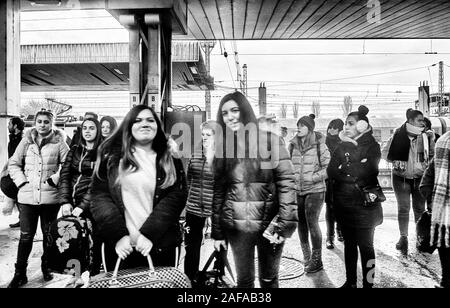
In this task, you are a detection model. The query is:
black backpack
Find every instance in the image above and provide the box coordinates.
[46,215,93,275]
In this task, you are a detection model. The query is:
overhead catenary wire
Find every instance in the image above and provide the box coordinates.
[220,41,237,90]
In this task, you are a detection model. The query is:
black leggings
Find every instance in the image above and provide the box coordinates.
[341,226,376,288]
[439,247,450,288]
[325,202,341,239]
[184,213,207,280]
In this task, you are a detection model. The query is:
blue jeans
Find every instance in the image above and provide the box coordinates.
[297,192,325,250]
[16,203,60,271]
[227,231,284,288]
[392,175,426,237]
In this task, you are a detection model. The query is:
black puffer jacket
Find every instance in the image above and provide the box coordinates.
[327,129,383,229]
[90,146,188,249]
[59,144,96,211]
[186,149,214,218]
[212,133,298,240]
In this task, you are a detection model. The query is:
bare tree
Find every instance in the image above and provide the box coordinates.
[292,101,299,119]
[21,95,72,117]
[342,96,353,118]
[281,103,288,119]
[311,101,321,118]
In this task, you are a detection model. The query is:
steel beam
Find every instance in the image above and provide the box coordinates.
[0,0,21,168]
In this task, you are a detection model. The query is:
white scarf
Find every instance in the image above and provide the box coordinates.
[338,127,372,146]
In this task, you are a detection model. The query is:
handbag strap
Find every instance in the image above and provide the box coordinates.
[100,244,156,287]
[201,249,236,284]
[110,254,155,286]
[201,250,220,272]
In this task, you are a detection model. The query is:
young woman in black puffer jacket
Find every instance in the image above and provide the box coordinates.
[59,118,103,275]
[59,118,102,217]
[212,92,298,288]
[327,106,383,289]
[183,120,216,281]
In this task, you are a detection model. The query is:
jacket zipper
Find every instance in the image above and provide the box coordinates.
[72,148,89,201]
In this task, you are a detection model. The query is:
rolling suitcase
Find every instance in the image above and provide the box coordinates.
[88,248,191,288]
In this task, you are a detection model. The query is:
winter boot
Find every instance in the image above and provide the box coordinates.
[305,249,323,273]
[41,261,54,282]
[301,243,312,267]
[7,264,28,288]
[395,236,408,254]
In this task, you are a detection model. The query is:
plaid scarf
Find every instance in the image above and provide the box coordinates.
[431,132,450,248]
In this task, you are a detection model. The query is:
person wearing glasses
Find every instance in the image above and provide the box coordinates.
[7,109,70,288]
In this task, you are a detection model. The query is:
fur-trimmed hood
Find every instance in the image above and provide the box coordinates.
[24,127,67,145]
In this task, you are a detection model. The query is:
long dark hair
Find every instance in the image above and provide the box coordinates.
[94,105,176,189]
[79,118,102,159]
[214,91,261,177]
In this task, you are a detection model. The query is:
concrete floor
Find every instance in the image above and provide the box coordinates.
[0,192,442,288]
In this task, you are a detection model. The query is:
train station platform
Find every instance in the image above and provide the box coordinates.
[0,192,441,288]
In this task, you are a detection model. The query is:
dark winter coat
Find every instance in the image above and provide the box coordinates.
[212,133,298,240]
[325,133,341,205]
[89,146,188,249]
[186,149,214,218]
[327,129,383,229]
[59,144,96,211]
[8,132,23,158]
[325,134,341,156]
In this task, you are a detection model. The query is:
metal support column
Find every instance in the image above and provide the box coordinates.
[129,27,140,108]
[201,41,215,120]
[0,0,20,168]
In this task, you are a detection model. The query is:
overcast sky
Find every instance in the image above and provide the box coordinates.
[20,9,450,119]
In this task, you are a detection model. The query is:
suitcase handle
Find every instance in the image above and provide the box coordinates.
[110,252,156,287]
[101,245,156,287]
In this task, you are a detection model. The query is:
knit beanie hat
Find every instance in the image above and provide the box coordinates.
[297,114,316,132]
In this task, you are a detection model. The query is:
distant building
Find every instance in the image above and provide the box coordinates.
[416,92,450,117]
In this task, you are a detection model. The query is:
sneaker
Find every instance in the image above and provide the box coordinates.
[326,239,335,249]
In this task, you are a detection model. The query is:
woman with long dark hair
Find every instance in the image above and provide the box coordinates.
[58,118,103,274]
[382,108,435,254]
[7,109,69,288]
[328,106,383,288]
[90,105,187,270]
[211,91,297,288]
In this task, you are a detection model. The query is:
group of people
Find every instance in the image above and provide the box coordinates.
[2,111,117,287]
[1,92,449,289]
